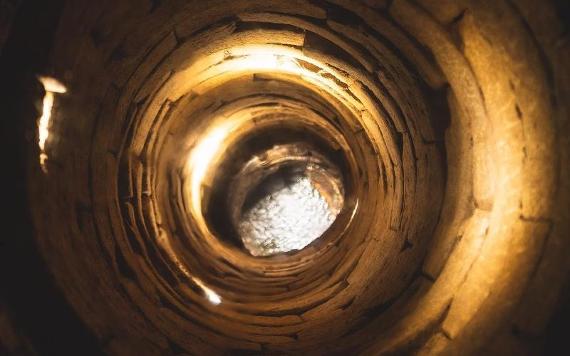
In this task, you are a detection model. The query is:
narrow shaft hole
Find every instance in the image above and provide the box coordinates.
[204,126,349,257]
[239,162,343,256]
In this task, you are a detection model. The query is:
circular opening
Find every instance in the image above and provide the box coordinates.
[204,126,348,257]
[237,150,344,257]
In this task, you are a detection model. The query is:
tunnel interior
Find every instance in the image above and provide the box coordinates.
[0,0,569,355]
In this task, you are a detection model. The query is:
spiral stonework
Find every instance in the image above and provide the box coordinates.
[1,0,568,355]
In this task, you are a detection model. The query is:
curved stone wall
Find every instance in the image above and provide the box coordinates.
[1,0,568,355]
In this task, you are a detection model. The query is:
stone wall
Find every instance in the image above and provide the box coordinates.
[1,0,568,354]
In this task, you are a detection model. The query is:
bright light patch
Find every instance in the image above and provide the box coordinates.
[37,76,66,172]
[224,52,303,75]
[38,76,67,94]
[38,90,54,152]
[188,124,234,213]
[249,53,278,70]
[204,287,222,305]
[193,278,222,305]
[239,176,341,256]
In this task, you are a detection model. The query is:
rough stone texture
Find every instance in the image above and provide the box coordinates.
[0,0,567,354]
